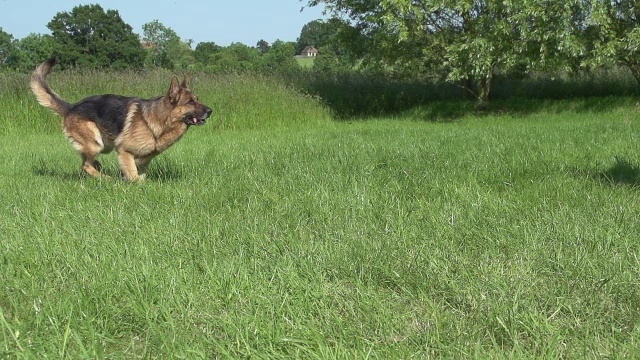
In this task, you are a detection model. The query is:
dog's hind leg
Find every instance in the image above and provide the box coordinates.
[81,153,104,178]
[64,117,109,178]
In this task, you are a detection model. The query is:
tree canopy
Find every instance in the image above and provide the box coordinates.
[588,1,640,83]
[304,0,614,103]
[47,4,145,69]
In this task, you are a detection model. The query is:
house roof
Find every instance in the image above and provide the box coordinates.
[301,46,318,54]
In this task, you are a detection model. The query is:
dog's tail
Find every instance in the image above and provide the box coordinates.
[30,58,71,116]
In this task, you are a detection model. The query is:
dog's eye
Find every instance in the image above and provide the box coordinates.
[188,99,195,105]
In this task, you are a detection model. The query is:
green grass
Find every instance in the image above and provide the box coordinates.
[296,57,315,69]
[2,70,640,358]
[0,69,333,135]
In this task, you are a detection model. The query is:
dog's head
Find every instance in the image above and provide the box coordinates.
[167,76,212,126]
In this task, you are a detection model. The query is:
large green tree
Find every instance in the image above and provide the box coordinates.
[193,41,222,65]
[142,20,185,69]
[296,19,326,53]
[305,0,587,103]
[256,39,271,54]
[296,18,349,54]
[47,4,145,69]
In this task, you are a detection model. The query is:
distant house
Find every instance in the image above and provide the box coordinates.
[300,46,318,58]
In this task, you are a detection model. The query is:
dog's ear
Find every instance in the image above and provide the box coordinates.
[181,75,189,89]
[168,76,181,103]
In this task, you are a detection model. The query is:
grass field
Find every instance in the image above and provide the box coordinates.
[295,57,315,69]
[1,69,640,358]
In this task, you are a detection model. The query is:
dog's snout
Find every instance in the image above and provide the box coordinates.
[204,106,213,118]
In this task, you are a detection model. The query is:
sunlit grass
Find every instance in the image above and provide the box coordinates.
[1,70,640,358]
[2,106,640,357]
[0,68,333,135]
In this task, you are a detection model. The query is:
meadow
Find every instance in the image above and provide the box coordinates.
[1,68,640,358]
[295,57,315,69]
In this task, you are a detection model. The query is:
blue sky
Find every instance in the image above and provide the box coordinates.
[1,0,327,46]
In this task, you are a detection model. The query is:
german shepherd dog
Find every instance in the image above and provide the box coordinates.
[30,58,212,181]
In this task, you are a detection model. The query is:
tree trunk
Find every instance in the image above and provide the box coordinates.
[461,65,494,108]
[463,78,476,100]
[476,77,491,108]
[476,64,495,108]
[628,63,640,85]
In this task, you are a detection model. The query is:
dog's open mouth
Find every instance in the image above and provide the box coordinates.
[184,115,206,126]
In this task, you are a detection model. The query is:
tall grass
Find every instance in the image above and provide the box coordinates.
[0,68,333,135]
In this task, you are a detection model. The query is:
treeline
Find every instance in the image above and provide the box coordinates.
[0,4,343,74]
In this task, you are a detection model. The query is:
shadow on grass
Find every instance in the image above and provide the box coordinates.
[596,157,640,189]
[297,76,465,121]
[33,158,185,182]
[487,96,638,117]
[33,160,87,181]
[291,72,639,121]
[146,160,186,182]
[318,95,636,122]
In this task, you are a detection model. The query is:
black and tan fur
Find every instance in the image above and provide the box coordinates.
[30,58,212,181]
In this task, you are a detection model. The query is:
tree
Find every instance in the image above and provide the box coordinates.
[296,18,345,54]
[296,18,361,72]
[0,27,18,69]
[313,46,350,74]
[174,41,196,69]
[227,42,260,71]
[259,40,299,72]
[208,49,238,72]
[47,4,145,69]
[142,20,183,68]
[200,43,259,73]
[305,0,587,104]
[588,1,640,84]
[13,34,56,72]
[297,19,325,53]
[194,41,222,65]
[256,39,271,54]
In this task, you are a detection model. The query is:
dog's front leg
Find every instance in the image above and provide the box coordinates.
[135,155,155,181]
[117,149,141,181]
